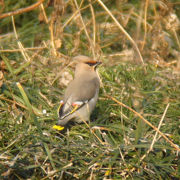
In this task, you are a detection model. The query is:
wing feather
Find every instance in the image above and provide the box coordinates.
[59,77,99,119]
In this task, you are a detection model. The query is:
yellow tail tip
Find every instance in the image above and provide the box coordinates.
[53,125,64,131]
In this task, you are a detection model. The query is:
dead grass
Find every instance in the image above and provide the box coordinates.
[0,0,180,179]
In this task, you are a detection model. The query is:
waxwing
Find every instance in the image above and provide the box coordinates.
[56,55,101,127]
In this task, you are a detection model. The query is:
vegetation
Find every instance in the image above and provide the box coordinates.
[0,0,179,179]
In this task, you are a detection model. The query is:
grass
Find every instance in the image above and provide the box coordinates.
[0,61,179,179]
[0,0,180,179]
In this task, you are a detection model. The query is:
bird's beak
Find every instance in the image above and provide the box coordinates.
[96,61,102,66]
[95,61,102,66]
[94,61,102,70]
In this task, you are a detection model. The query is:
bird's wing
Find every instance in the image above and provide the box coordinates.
[58,77,99,119]
[58,97,87,119]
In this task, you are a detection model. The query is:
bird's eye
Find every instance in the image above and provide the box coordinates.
[85,60,97,66]
[86,62,95,66]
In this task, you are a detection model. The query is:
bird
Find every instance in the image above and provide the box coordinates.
[55,55,102,127]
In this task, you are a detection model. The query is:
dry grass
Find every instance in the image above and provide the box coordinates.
[0,0,180,179]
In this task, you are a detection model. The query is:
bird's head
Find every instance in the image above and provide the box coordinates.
[72,55,102,75]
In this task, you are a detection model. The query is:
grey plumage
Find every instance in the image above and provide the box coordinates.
[57,55,101,126]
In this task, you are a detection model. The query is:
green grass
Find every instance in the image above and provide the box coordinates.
[0,0,180,179]
[0,58,179,179]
